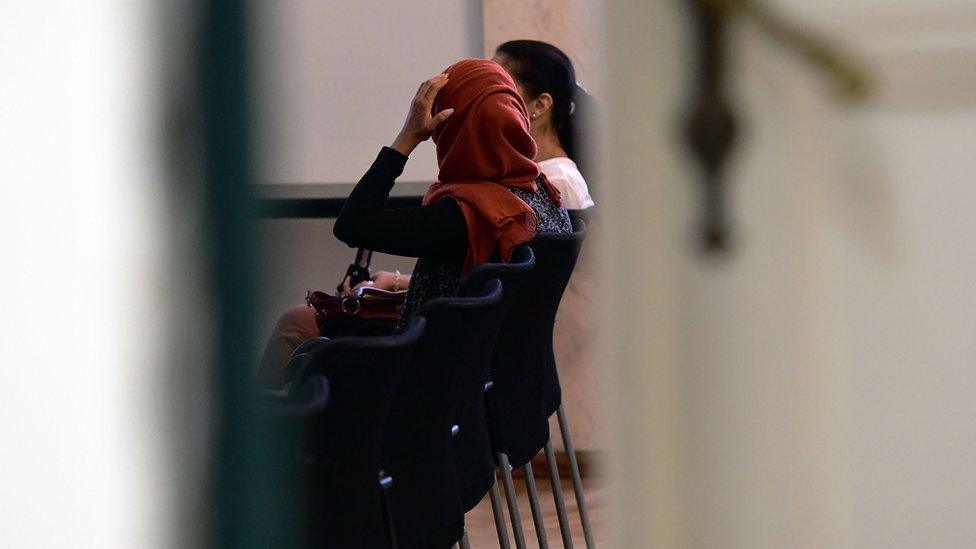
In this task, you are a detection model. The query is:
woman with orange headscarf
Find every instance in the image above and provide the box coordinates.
[256,59,570,386]
[333,59,570,330]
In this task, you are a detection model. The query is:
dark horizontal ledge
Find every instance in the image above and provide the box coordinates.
[251,183,597,221]
[252,181,430,218]
[254,196,424,219]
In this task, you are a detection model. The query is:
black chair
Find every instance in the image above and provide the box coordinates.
[567,206,594,227]
[453,246,536,548]
[259,374,331,548]
[382,279,504,549]
[268,316,426,549]
[487,217,593,548]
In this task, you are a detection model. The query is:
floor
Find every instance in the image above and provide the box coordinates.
[463,475,607,548]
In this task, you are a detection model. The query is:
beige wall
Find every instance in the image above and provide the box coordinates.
[483,0,605,97]
[483,0,609,453]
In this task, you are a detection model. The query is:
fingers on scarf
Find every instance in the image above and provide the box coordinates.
[423,74,449,104]
[429,108,454,129]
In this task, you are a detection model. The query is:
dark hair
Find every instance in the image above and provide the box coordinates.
[495,40,591,176]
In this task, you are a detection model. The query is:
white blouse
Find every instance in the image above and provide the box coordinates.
[538,157,594,210]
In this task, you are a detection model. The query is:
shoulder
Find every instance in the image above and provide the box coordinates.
[538,157,582,184]
[538,157,594,210]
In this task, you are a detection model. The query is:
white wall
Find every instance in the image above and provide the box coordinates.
[841,110,976,548]
[0,2,174,547]
[250,0,482,187]
[776,3,976,546]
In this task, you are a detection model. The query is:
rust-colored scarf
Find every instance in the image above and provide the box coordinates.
[423,59,562,273]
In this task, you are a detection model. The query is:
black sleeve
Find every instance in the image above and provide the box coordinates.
[333,147,468,260]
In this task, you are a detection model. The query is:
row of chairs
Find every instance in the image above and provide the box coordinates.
[262,217,592,548]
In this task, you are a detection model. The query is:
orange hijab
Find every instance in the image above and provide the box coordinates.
[424,59,562,273]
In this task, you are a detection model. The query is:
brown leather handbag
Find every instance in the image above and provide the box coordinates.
[306,248,406,336]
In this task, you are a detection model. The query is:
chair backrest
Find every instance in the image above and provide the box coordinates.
[488,217,587,467]
[267,316,425,548]
[452,245,535,511]
[383,279,504,549]
[458,245,535,298]
[567,206,594,227]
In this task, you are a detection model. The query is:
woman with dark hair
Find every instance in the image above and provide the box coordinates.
[256,59,571,387]
[493,39,594,210]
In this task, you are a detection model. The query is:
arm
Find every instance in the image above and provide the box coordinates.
[343,270,412,295]
[332,149,467,259]
[334,73,464,260]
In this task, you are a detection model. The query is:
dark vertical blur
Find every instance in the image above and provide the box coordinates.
[200,1,278,546]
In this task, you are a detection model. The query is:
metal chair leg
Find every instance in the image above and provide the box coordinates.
[497,453,527,549]
[523,461,550,549]
[489,472,512,549]
[378,471,399,549]
[544,441,574,549]
[557,404,595,548]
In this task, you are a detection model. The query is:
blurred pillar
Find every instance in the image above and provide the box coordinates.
[601,2,689,545]
[199,2,282,547]
[603,2,854,547]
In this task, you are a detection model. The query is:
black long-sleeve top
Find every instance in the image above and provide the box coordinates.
[333,147,468,260]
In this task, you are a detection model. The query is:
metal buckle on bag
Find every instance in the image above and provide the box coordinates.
[340,296,361,315]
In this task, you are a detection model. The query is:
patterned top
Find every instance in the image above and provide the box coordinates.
[395,179,572,332]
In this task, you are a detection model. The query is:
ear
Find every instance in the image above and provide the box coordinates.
[527,92,554,121]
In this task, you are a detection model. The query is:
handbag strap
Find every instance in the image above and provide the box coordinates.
[336,248,374,293]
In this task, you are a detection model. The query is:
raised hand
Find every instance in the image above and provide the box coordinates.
[391,74,454,156]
